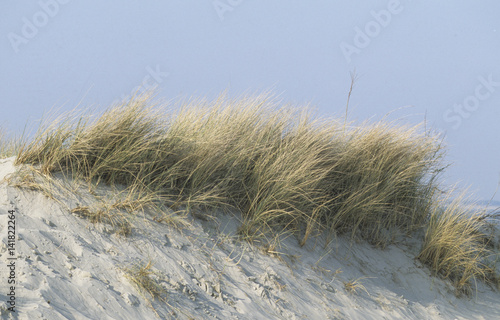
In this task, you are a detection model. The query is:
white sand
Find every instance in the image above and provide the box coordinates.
[0,157,499,319]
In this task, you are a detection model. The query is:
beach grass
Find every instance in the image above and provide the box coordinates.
[8,91,498,294]
[418,194,497,295]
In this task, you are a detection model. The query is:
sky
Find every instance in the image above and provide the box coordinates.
[1,0,499,201]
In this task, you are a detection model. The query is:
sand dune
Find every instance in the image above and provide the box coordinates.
[0,156,499,319]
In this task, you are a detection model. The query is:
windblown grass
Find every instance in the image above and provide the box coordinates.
[16,93,443,242]
[11,91,498,293]
[418,195,497,295]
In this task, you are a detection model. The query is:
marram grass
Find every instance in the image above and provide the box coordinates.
[7,92,498,294]
[418,194,498,295]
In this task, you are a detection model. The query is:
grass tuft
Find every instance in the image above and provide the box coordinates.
[418,194,496,295]
[124,260,167,300]
[124,260,168,316]
[343,276,371,295]
[10,91,499,294]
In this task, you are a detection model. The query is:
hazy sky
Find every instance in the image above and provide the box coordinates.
[1,1,499,201]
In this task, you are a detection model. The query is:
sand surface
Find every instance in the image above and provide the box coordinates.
[0,157,499,319]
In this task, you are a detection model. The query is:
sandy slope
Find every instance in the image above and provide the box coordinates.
[0,157,499,320]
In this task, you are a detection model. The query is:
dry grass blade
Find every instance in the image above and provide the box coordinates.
[71,204,132,236]
[343,276,372,295]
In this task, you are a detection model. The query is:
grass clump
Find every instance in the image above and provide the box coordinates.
[317,123,443,246]
[13,92,444,242]
[124,260,168,316]
[343,276,372,295]
[418,195,497,295]
[124,260,167,300]
[10,91,498,294]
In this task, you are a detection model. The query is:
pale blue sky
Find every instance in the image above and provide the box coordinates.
[1,1,499,201]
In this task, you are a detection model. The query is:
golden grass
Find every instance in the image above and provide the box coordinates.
[343,276,372,295]
[9,91,499,294]
[417,195,497,295]
[14,92,442,240]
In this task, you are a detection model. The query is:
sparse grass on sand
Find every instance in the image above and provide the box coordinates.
[4,91,499,295]
[124,260,168,316]
[344,276,371,295]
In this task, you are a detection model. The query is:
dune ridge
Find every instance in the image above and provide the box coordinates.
[0,93,499,319]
